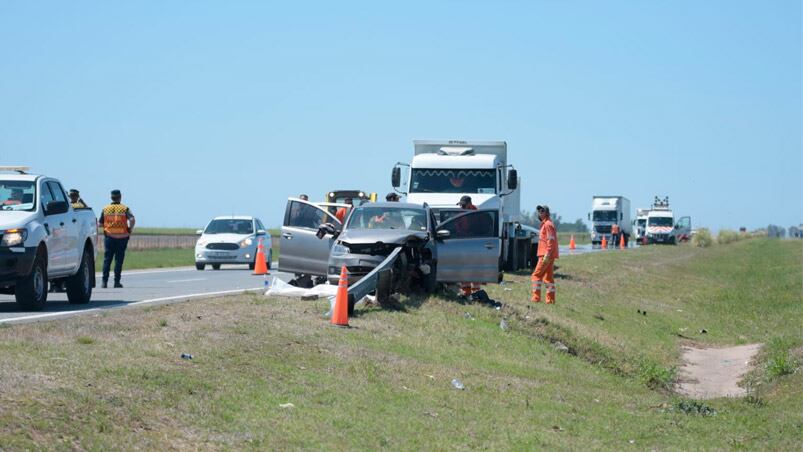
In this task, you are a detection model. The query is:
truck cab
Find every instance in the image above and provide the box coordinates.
[392,140,535,271]
[0,168,97,309]
[589,196,632,247]
[645,197,675,244]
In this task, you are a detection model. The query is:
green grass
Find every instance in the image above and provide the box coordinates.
[2,239,800,449]
[95,248,195,271]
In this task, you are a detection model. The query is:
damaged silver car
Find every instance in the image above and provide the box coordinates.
[278,199,503,308]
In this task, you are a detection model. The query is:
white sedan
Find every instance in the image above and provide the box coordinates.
[195,216,272,271]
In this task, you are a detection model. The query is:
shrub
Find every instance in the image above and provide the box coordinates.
[638,360,676,390]
[692,228,714,248]
[764,337,799,380]
[717,229,741,245]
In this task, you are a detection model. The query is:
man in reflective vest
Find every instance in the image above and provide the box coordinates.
[99,189,136,288]
[611,223,620,248]
[531,205,559,304]
[68,189,88,209]
[456,195,480,297]
[335,197,353,223]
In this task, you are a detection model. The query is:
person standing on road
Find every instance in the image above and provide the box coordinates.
[531,205,559,304]
[456,195,480,297]
[335,197,353,223]
[99,189,135,289]
[611,223,620,248]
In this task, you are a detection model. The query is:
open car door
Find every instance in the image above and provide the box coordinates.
[435,209,501,283]
[675,216,691,240]
[278,198,345,276]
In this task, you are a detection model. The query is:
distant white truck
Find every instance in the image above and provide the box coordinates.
[392,140,537,272]
[0,168,98,309]
[634,208,650,243]
[589,196,632,247]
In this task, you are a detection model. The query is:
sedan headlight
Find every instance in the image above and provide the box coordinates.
[1,228,27,247]
[331,243,349,255]
[196,239,208,247]
[239,237,254,248]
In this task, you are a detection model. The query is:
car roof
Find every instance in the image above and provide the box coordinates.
[211,216,256,221]
[0,173,39,182]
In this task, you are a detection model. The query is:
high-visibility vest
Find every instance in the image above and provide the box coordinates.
[102,203,131,236]
[537,219,559,259]
[611,224,620,234]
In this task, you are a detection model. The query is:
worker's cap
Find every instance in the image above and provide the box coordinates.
[385,192,400,201]
[110,189,121,196]
[457,195,473,206]
[69,189,80,195]
[536,205,550,214]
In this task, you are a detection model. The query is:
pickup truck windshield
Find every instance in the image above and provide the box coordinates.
[0,181,35,212]
[592,210,618,222]
[410,169,496,194]
[347,207,428,231]
[205,219,253,234]
[648,217,673,227]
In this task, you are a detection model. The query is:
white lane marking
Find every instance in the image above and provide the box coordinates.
[127,288,263,306]
[0,288,263,324]
[166,278,206,283]
[93,262,279,277]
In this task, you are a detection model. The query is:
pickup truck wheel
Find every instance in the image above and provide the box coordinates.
[212,264,221,270]
[195,263,205,271]
[66,248,93,304]
[15,251,48,310]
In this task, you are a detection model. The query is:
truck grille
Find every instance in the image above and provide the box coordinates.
[206,243,239,251]
[595,225,612,234]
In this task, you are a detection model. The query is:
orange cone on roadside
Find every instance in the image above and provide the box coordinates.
[331,265,350,327]
[569,235,576,250]
[253,238,268,275]
[601,236,608,249]
[619,234,626,249]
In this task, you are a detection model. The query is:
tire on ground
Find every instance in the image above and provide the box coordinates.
[15,247,48,311]
[212,264,221,270]
[196,263,205,271]
[66,247,93,304]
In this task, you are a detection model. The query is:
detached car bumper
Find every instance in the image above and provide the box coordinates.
[195,246,268,264]
[0,246,37,286]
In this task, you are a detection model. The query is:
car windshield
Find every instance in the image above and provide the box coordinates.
[347,207,428,231]
[410,169,496,194]
[592,210,618,221]
[0,181,36,212]
[648,217,673,227]
[205,219,253,234]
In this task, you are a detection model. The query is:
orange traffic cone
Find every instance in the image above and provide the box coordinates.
[601,236,608,249]
[569,235,576,250]
[253,238,268,275]
[331,265,350,327]
[619,234,625,249]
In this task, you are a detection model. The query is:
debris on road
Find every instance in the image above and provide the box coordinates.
[500,319,509,331]
[554,342,570,353]
[451,379,465,390]
[180,353,193,360]
[279,403,295,409]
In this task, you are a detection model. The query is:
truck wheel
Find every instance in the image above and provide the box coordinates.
[212,264,221,270]
[196,263,205,271]
[15,249,48,311]
[66,248,93,304]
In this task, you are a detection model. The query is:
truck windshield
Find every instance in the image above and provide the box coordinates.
[648,217,673,227]
[0,181,36,212]
[347,207,428,231]
[410,169,496,194]
[637,219,646,227]
[592,210,618,222]
[205,219,254,234]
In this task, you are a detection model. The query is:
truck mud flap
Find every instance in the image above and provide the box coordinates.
[348,247,403,303]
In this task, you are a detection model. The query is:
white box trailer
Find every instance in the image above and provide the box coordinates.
[392,140,536,272]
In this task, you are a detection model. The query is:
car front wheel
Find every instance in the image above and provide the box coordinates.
[16,249,48,310]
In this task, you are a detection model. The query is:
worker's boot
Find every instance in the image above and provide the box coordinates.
[114,282,124,289]
[101,280,108,289]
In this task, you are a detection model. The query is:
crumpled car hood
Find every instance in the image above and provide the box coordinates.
[338,228,428,246]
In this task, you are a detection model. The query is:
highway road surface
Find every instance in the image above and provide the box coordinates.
[0,264,291,325]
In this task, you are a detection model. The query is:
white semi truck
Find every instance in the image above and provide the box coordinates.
[391,140,537,272]
[589,196,632,247]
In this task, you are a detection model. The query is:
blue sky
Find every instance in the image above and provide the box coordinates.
[2,1,800,230]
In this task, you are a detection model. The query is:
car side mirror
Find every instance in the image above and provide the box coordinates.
[507,169,518,190]
[391,167,401,188]
[196,229,204,235]
[257,229,267,235]
[44,200,69,216]
[436,229,451,240]
[316,223,338,239]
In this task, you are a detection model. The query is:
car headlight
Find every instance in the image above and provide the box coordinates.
[196,239,208,247]
[331,243,349,255]
[239,237,254,248]
[1,228,27,247]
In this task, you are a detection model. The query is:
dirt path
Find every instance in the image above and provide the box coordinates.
[677,343,762,399]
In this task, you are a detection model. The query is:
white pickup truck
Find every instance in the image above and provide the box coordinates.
[0,168,97,310]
